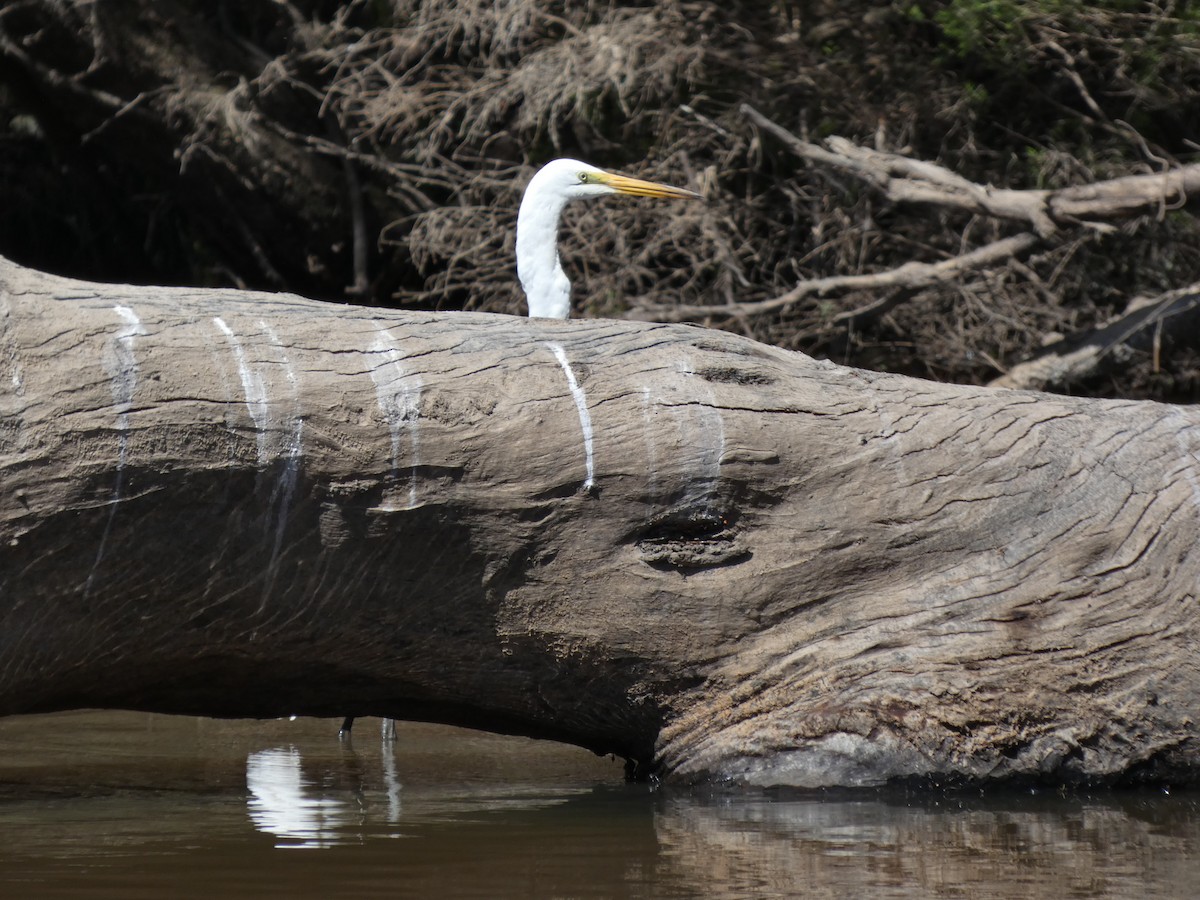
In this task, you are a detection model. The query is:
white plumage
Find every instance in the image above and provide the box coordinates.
[516,159,701,319]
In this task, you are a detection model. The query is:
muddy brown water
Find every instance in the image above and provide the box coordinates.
[0,712,1196,898]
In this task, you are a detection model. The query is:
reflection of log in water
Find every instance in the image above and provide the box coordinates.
[652,792,1200,898]
[0,713,1197,896]
[241,740,1200,897]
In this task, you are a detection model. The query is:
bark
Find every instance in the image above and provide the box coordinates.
[3,256,1200,788]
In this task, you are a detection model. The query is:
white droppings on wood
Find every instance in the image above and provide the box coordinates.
[674,356,726,510]
[370,324,423,510]
[108,305,146,425]
[640,385,661,503]
[213,316,306,609]
[546,341,595,491]
[638,360,728,511]
[214,316,270,464]
[259,321,296,390]
[257,321,304,612]
[86,304,147,596]
[259,320,304,461]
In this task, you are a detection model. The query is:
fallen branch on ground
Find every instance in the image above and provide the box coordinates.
[991,282,1200,391]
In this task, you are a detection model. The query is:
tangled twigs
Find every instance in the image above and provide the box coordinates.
[0,5,128,118]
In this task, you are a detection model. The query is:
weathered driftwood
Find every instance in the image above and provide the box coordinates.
[2,256,1199,787]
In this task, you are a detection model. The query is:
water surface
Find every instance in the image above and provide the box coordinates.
[0,712,1195,897]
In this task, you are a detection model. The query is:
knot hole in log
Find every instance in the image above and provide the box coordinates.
[636,505,749,571]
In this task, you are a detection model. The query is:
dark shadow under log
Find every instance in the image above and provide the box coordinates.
[2,256,1199,787]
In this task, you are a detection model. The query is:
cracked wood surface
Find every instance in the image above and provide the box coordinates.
[2,256,1199,787]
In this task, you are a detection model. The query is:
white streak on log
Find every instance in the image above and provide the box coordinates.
[675,357,726,510]
[640,386,661,504]
[213,316,269,464]
[212,316,304,608]
[258,320,303,460]
[370,325,423,511]
[107,305,145,430]
[258,321,304,611]
[86,305,146,596]
[546,341,595,491]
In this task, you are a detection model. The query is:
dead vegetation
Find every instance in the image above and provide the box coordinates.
[1,0,1199,399]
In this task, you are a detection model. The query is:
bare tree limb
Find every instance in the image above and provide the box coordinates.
[739,104,1060,237]
[633,106,1199,337]
[991,282,1200,391]
[628,233,1039,322]
[739,104,1200,237]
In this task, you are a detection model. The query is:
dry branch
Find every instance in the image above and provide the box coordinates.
[991,282,1200,391]
[740,104,1200,237]
[629,232,1040,323]
[635,104,1200,386]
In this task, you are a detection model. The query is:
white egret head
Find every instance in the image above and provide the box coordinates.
[516,159,701,319]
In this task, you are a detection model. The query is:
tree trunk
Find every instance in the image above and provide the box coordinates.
[2,256,1199,787]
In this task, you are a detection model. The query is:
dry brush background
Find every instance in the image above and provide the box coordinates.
[1,0,1199,398]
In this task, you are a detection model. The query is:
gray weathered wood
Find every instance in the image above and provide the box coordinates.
[2,256,1198,787]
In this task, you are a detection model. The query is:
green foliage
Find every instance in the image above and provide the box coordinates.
[930,0,1200,112]
[934,0,1028,61]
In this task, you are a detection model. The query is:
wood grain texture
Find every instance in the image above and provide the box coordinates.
[2,256,1199,787]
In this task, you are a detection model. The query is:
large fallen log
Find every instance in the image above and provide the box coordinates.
[2,256,1198,787]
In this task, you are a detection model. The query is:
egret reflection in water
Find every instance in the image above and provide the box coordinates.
[246,747,349,848]
[246,744,402,848]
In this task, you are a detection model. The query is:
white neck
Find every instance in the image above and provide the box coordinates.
[516,183,572,319]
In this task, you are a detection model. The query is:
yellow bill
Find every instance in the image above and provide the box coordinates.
[598,171,703,200]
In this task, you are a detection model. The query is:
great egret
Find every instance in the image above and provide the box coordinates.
[517,158,701,319]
